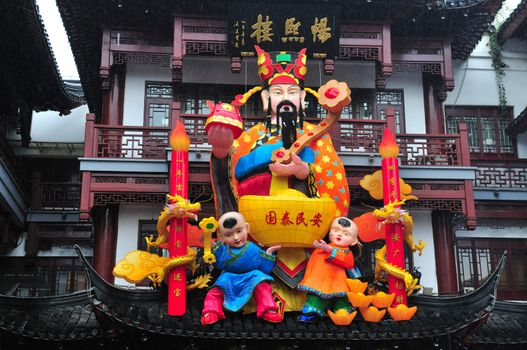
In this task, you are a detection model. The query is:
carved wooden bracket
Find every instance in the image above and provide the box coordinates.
[392,39,454,95]
[324,59,335,75]
[339,23,392,82]
[231,57,241,73]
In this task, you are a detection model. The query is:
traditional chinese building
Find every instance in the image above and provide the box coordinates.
[0,0,87,296]
[1,0,527,349]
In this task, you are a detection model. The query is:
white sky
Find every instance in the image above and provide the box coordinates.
[37,0,523,82]
[37,0,79,80]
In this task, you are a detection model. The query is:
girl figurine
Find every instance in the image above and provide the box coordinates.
[296,217,360,322]
[201,211,283,325]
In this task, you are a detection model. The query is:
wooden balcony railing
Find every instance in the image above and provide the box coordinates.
[473,160,527,189]
[31,173,81,210]
[86,124,171,159]
[85,113,470,165]
[40,182,81,210]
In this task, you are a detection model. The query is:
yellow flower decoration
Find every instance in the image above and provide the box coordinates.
[360,170,413,200]
[199,217,219,233]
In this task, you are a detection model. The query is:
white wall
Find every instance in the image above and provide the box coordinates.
[445,34,527,158]
[386,71,426,134]
[456,224,527,239]
[123,63,172,126]
[411,210,438,294]
[31,104,88,143]
[115,203,161,286]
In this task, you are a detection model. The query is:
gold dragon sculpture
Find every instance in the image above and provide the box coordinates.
[113,194,216,289]
[371,196,427,296]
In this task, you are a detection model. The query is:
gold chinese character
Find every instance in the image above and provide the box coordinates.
[284,17,301,36]
[176,169,182,177]
[234,20,246,48]
[174,288,181,297]
[174,272,181,281]
[176,184,183,192]
[392,233,400,242]
[396,295,403,304]
[175,240,182,248]
[311,17,331,43]
[390,177,395,185]
[396,281,404,290]
[251,14,273,43]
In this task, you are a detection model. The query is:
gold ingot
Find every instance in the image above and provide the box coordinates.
[388,304,417,321]
[347,292,373,309]
[238,189,336,248]
[327,309,357,326]
[344,279,368,293]
[360,306,386,323]
[371,292,396,309]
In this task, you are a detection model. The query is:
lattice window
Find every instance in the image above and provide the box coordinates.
[376,90,404,133]
[0,257,91,297]
[148,103,170,127]
[456,238,527,299]
[445,106,515,159]
[457,246,475,290]
[145,81,172,127]
[146,82,173,98]
[305,89,405,132]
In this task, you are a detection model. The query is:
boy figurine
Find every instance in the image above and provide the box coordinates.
[296,217,360,322]
[201,212,283,325]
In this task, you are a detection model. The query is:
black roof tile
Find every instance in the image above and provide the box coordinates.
[0,290,102,342]
[0,0,84,115]
[75,245,506,343]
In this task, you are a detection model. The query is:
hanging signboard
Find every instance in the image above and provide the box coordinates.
[228,2,341,58]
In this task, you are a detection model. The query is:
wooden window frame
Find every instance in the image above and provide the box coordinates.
[455,237,527,300]
[445,106,516,160]
[144,81,173,127]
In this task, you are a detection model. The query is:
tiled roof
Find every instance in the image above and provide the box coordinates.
[467,300,527,346]
[0,290,102,342]
[498,0,527,43]
[80,246,506,344]
[0,247,514,349]
[0,0,84,115]
[506,105,527,136]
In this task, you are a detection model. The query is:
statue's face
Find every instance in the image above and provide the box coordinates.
[328,218,358,248]
[261,84,306,116]
[218,212,249,248]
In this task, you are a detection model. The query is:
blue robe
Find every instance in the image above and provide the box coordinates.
[212,241,275,312]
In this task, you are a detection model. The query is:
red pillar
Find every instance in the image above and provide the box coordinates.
[432,211,458,294]
[92,205,119,282]
[102,65,125,126]
[422,74,446,135]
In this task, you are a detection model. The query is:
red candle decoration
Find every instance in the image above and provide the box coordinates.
[168,120,190,316]
[379,128,407,307]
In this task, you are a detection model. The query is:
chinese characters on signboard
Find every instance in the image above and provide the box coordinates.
[228,2,340,58]
[265,210,324,227]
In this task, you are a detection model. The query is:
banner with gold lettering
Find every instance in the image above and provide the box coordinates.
[228,2,341,58]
